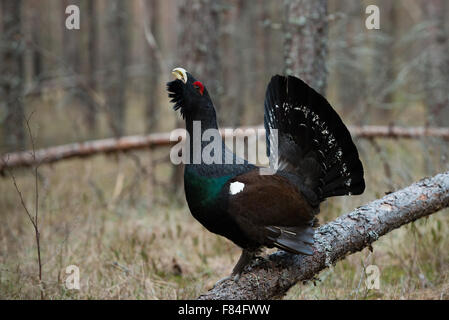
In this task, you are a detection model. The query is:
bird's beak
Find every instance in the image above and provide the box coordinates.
[172,67,188,84]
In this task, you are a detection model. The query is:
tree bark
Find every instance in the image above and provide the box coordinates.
[422,0,449,173]
[27,0,43,90]
[84,0,99,133]
[144,0,160,133]
[104,0,129,137]
[172,0,221,196]
[332,1,364,116]
[62,0,81,76]
[382,0,399,108]
[283,0,328,95]
[220,0,245,127]
[1,0,25,152]
[198,171,449,300]
[423,0,449,126]
[176,0,221,110]
[61,0,85,110]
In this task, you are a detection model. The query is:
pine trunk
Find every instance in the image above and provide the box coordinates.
[171,0,222,195]
[424,0,449,127]
[1,0,25,152]
[85,0,99,133]
[144,0,160,133]
[104,0,129,137]
[283,0,328,95]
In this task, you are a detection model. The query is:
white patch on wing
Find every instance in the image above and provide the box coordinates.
[229,182,245,195]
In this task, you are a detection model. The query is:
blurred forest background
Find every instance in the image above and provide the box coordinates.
[0,0,448,299]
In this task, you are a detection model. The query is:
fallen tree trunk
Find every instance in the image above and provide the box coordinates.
[198,171,449,300]
[350,125,449,140]
[0,132,172,174]
[1,125,449,173]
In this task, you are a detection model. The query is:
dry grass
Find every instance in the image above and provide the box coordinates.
[0,100,448,300]
[1,140,448,300]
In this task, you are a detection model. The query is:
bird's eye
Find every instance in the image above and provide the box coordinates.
[193,81,204,96]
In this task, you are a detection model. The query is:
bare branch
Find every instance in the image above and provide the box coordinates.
[8,170,36,228]
[198,171,449,300]
[7,112,44,299]
[350,125,449,140]
[1,125,449,173]
[139,0,168,75]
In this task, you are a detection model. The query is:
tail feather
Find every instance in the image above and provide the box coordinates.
[264,75,365,201]
[266,225,314,255]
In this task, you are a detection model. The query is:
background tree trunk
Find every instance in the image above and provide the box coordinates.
[84,0,99,133]
[220,0,243,127]
[171,0,222,196]
[1,0,25,152]
[423,0,449,127]
[283,0,328,95]
[144,0,161,134]
[61,0,82,99]
[423,0,449,173]
[231,0,248,127]
[26,0,43,93]
[104,0,129,137]
[329,1,369,123]
[176,0,221,110]
[382,0,399,109]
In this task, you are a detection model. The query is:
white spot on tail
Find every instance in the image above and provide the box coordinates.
[229,182,245,195]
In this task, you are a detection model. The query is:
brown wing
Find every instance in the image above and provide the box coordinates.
[226,169,318,255]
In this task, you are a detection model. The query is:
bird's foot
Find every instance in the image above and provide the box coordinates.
[212,275,230,288]
[212,249,253,288]
[256,255,271,264]
[212,273,241,288]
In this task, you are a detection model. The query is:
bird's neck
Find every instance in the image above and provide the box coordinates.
[183,111,253,176]
[184,113,222,166]
[185,113,218,134]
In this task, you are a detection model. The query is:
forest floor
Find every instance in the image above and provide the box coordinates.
[1,137,448,300]
[1,97,448,299]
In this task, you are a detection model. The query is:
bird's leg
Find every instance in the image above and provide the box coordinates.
[212,249,255,288]
[255,255,271,264]
[231,249,255,280]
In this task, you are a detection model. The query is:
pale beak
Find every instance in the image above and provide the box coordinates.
[172,67,188,84]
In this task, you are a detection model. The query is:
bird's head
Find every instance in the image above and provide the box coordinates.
[167,67,216,121]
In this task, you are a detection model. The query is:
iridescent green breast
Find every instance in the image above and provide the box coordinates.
[184,168,232,208]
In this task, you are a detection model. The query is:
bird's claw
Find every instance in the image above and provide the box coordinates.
[256,255,271,264]
[212,273,241,288]
[212,275,231,288]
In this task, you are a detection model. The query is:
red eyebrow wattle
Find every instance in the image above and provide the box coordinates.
[193,81,204,95]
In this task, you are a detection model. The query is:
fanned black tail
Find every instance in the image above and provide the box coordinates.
[264,75,365,201]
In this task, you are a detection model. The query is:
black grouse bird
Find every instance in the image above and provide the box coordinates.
[167,67,365,282]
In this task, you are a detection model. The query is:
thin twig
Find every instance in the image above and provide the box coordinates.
[7,112,44,299]
[139,0,169,75]
[25,113,44,300]
[8,171,36,228]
